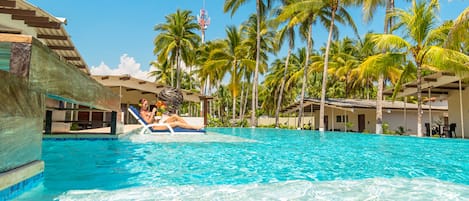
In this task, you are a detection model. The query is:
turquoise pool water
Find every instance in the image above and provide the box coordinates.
[16,128,469,200]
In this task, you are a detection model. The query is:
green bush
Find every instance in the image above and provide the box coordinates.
[207,115,229,127]
[70,122,79,131]
[382,122,393,134]
[395,126,405,135]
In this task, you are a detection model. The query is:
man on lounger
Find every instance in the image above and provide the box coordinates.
[138,98,203,130]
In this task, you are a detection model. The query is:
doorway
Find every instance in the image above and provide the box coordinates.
[324,115,329,131]
[358,114,365,132]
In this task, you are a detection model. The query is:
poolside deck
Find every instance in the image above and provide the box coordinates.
[43,125,254,143]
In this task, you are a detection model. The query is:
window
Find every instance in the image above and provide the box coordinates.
[336,115,348,123]
[336,115,342,123]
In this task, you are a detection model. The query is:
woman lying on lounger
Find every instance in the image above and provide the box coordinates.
[138,98,203,130]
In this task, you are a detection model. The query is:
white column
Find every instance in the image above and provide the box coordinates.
[429,86,432,135]
[344,110,347,132]
[404,97,407,133]
[332,108,335,131]
[459,80,465,138]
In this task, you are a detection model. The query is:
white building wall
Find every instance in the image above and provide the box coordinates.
[259,107,447,135]
[447,87,469,139]
[258,116,315,128]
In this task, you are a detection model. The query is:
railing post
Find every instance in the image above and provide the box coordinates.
[45,110,52,134]
[110,111,117,135]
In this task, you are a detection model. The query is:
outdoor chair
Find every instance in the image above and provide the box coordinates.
[448,123,456,138]
[127,105,205,135]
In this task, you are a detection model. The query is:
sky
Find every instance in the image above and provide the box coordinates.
[28,0,468,82]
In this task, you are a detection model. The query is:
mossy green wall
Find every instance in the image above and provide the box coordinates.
[0,70,43,172]
[29,39,121,112]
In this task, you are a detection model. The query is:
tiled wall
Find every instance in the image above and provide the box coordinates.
[0,172,43,201]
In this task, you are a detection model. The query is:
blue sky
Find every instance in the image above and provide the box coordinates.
[28,0,467,81]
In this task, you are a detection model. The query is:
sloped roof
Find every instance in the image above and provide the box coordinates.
[0,0,89,73]
[92,75,204,103]
[383,72,469,98]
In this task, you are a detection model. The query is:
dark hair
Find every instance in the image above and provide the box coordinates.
[158,87,183,113]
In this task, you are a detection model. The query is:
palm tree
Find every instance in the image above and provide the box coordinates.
[444,7,469,52]
[224,0,275,127]
[328,37,361,98]
[318,0,358,131]
[149,60,172,85]
[277,0,326,129]
[204,26,255,124]
[241,14,276,122]
[363,0,469,136]
[196,40,226,95]
[355,0,412,134]
[154,9,200,89]
[272,0,298,128]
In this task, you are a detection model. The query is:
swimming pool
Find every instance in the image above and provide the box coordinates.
[16,128,469,200]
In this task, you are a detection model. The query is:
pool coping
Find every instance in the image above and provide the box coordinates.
[43,134,120,140]
[0,160,44,200]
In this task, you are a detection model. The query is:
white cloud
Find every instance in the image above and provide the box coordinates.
[90,54,156,82]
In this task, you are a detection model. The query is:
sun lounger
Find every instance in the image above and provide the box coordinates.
[128,105,205,135]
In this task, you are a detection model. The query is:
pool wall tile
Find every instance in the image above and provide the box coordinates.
[0,161,44,201]
[43,134,118,141]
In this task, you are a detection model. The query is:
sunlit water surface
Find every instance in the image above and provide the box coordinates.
[16,128,469,200]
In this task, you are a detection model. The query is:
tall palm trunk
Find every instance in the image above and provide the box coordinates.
[217,81,223,118]
[319,3,337,131]
[416,62,423,136]
[242,83,250,119]
[239,77,245,119]
[376,0,393,134]
[217,80,221,120]
[297,24,312,129]
[251,0,261,127]
[171,59,175,87]
[376,74,384,133]
[232,95,237,125]
[232,62,237,126]
[275,47,292,128]
[176,49,181,89]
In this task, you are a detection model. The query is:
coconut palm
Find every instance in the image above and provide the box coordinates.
[241,14,276,121]
[204,26,255,124]
[354,0,412,134]
[149,60,172,85]
[154,9,200,89]
[317,0,358,131]
[224,0,275,127]
[277,0,328,129]
[444,7,469,53]
[272,0,299,128]
[262,55,300,115]
[362,0,469,136]
[327,37,361,98]
[195,40,226,95]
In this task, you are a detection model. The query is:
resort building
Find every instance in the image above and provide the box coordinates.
[386,72,469,139]
[270,98,447,135]
[91,75,206,127]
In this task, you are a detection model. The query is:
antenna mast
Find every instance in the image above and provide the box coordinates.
[197,0,210,44]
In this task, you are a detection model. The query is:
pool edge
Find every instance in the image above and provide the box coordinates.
[0,160,44,200]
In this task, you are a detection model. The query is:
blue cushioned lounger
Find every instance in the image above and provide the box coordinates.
[128,105,205,135]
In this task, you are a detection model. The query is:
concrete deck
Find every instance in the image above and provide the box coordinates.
[44,125,255,143]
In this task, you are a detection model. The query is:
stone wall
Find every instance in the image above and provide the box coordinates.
[0,70,43,172]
